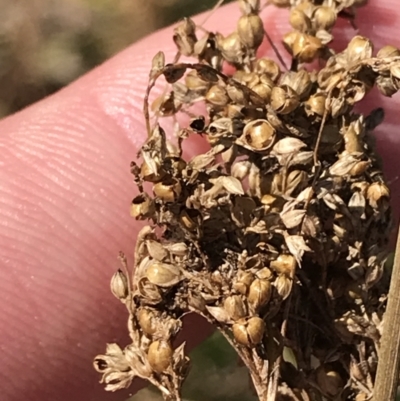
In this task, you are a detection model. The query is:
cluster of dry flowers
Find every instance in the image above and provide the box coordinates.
[93,0,400,400]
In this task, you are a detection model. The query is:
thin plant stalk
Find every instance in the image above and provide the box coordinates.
[373,225,400,401]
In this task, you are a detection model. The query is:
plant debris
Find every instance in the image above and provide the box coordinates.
[94,1,400,400]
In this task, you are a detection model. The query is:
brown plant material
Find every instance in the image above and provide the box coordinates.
[94,0,400,400]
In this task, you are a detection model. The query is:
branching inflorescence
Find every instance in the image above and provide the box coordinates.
[93,1,400,400]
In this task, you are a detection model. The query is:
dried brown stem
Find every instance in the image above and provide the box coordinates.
[373,225,400,401]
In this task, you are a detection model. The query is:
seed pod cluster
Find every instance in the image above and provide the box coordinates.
[95,1,399,400]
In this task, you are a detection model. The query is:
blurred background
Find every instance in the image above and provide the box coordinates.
[0,0,235,118]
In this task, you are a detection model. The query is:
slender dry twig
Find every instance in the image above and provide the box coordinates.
[373,225,400,401]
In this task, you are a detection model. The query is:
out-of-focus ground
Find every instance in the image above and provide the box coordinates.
[0,0,232,118]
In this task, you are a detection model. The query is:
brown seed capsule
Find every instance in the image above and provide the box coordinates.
[239,119,276,151]
[289,9,311,32]
[153,178,182,203]
[172,18,197,57]
[377,45,400,58]
[146,261,182,288]
[250,83,270,101]
[274,274,293,300]
[141,160,164,182]
[270,254,297,277]
[185,70,210,92]
[233,271,254,295]
[304,92,327,116]
[218,32,244,64]
[281,70,311,99]
[138,277,163,304]
[292,33,322,63]
[271,85,300,114]
[350,160,370,176]
[256,267,274,281]
[147,340,173,373]
[255,58,281,81]
[313,6,337,30]
[137,308,159,336]
[206,85,229,106]
[232,317,265,346]
[224,295,248,321]
[130,193,155,219]
[226,84,246,103]
[376,75,398,97]
[248,279,272,310]
[296,1,316,17]
[110,269,129,301]
[367,182,390,208]
[391,64,400,80]
[346,35,373,62]
[237,14,264,50]
[238,0,260,14]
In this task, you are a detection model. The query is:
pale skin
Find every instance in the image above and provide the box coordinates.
[0,1,399,401]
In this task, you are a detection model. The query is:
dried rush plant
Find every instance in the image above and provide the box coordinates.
[93,1,400,400]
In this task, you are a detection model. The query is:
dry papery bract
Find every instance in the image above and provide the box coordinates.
[94,0,400,400]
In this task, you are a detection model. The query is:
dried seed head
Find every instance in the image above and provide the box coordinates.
[274,274,293,300]
[270,254,297,277]
[173,18,197,57]
[130,193,155,219]
[271,85,300,114]
[248,278,272,310]
[147,340,173,373]
[289,9,311,32]
[304,92,327,116]
[250,75,275,100]
[256,267,274,281]
[281,70,312,99]
[218,32,244,64]
[146,261,182,288]
[239,119,276,151]
[313,6,337,30]
[153,178,182,203]
[366,182,390,208]
[141,160,164,183]
[283,32,322,63]
[206,84,229,106]
[391,63,400,80]
[224,295,248,321]
[138,277,163,304]
[239,0,260,15]
[110,270,129,301]
[377,45,400,58]
[237,14,264,50]
[137,308,159,336]
[350,160,370,176]
[185,70,210,91]
[226,84,246,103]
[255,58,281,81]
[346,36,373,62]
[232,317,265,346]
[376,75,398,97]
[296,1,316,17]
[233,271,254,294]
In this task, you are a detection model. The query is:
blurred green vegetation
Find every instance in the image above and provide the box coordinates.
[130,330,257,401]
[0,0,232,118]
